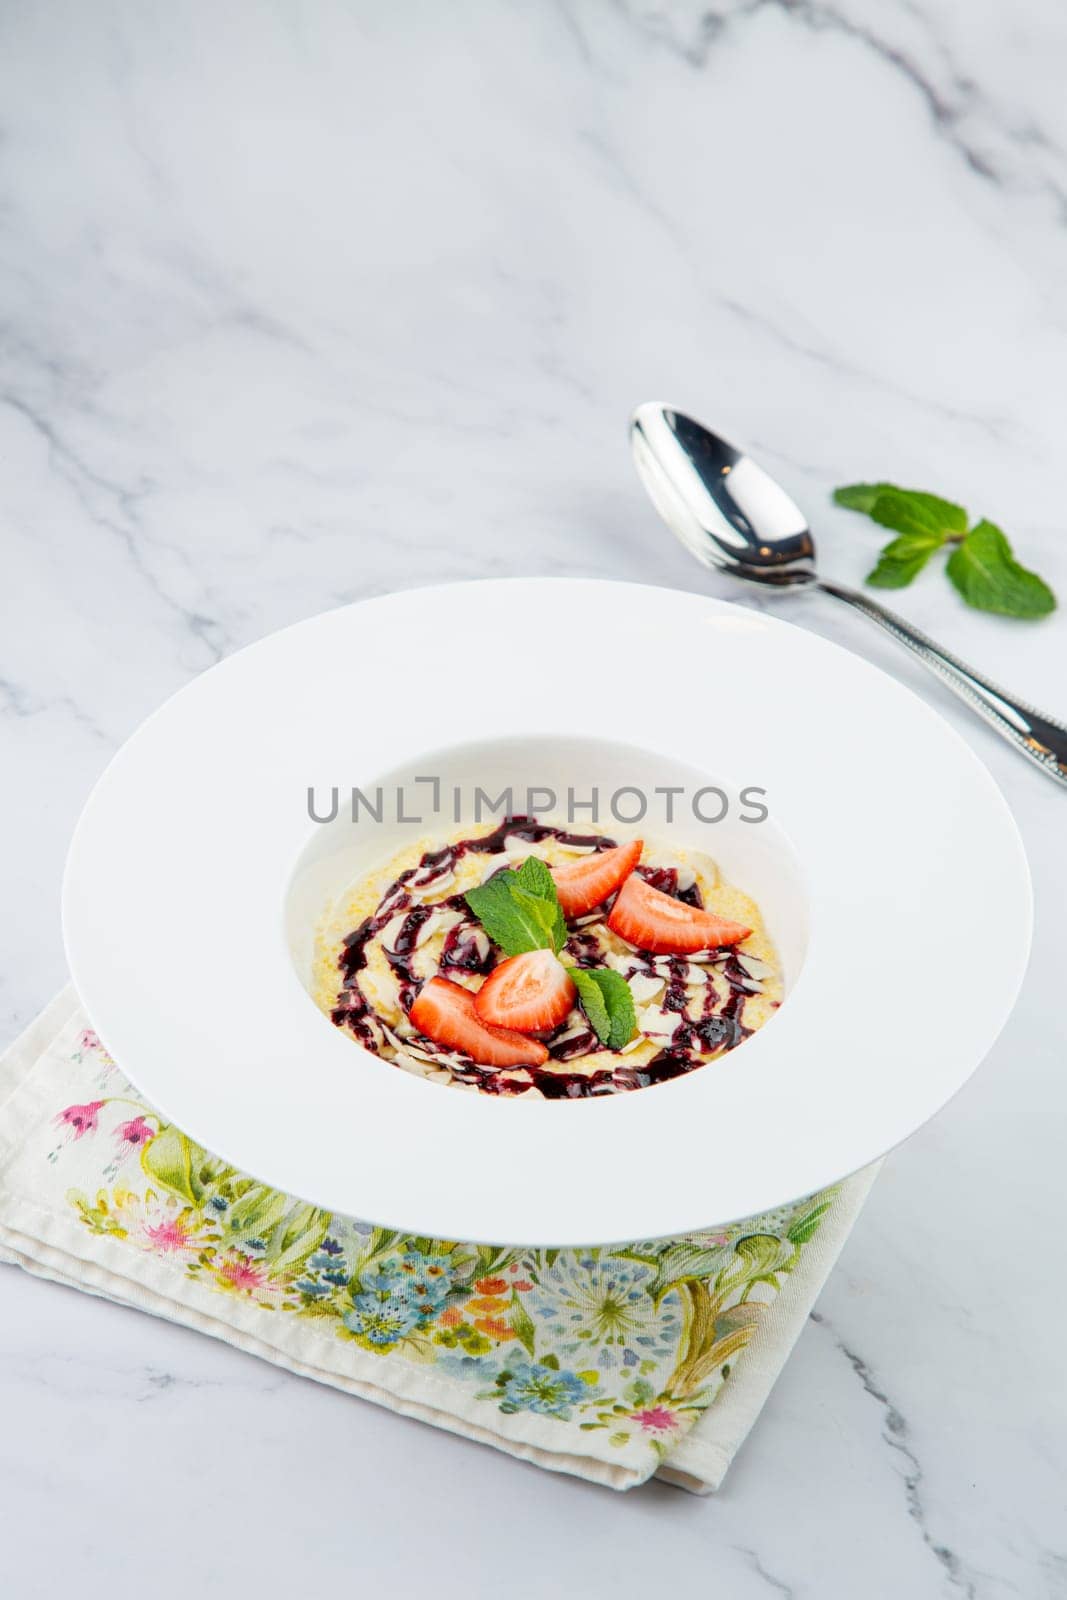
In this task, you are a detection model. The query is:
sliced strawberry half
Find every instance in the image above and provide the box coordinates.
[410,977,548,1067]
[550,838,643,920]
[607,873,751,954]
[474,949,577,1034]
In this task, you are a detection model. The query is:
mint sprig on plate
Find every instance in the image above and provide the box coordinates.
[834,483,1055,618]
[569,966,637,1050]
[464,855,566,955]
[464,855,636,1047]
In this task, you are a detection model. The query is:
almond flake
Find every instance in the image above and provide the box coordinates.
[628,973,666,1005]
[737,952,774,981]
[637,1004,682,1039]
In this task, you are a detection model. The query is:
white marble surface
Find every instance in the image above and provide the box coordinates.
[1,2,1066,1594]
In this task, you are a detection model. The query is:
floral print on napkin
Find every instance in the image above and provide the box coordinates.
[42,1026,834,1463]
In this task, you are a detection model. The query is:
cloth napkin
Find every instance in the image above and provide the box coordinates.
[0,989,877,1492]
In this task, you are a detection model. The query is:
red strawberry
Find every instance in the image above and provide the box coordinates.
[474,949,577,1034]
[607,873,750,954]
[410,977,548,1067]
[550,839,644,920]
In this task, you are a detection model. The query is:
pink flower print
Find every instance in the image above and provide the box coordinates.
[115,1115,155,1151]
[78,1029,101,1051]
[631,1406,679,1433]
[111,1190,216,1264]
[207,1250,290,1305]
[218,1253,268,1292]
[142,1212,200,1255]
[54,1100,105,1140]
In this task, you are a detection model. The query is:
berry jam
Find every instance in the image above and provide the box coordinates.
[330,817,768,1099]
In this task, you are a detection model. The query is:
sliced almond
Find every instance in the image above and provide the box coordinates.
[737,952,775,981]
[381,1025,439,1064]
[477,852,511,882]
[637,1004,682,1039]
[605,951,640,975]
[457,927,492,963]
[381,907,459,953]
[628,972,666,1005]
[409,869,456,900]
[553,1021,592,1046]
[504,836,542,859]
[619,1034,649,1054]
[378,912,409,952]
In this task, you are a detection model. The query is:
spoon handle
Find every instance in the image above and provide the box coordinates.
[815,578,1067,788]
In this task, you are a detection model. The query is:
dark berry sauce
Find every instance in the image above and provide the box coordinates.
[634,863,704,909]
[330,817,765,1099]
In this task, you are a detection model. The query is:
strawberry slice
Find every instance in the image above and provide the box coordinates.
[474,949,577,1034]
[550,839,644,920]
[607,873,750,953]
[410,977,548,1067]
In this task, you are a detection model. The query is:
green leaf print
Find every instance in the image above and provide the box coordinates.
[787,1201,831,1245]
[140,1124,199,1205]
[732,1234,786,1275]
[619,1239,733,1304]
[222,1182,290,1241]
[509,1290,537,1357]
[267,1203,331,1274]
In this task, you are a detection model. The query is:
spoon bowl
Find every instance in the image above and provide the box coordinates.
[631,404,817,587]
[630,401,1067,787]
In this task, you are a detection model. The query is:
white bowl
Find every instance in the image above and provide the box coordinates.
[62,579,1032,1245]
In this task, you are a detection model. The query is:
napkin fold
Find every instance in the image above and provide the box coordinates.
[0,990,877,1492]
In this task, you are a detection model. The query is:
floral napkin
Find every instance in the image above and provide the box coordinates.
[0,990,877,1492]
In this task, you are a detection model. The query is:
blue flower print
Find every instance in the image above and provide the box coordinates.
[361,1265,401,1294]
[528,1255,678,1370]
[309,1249,344,1272]
[434,1352,500,1382]
[296,1277,332,1300]
[495,1361,592,1419]
[343,1291,423,1348]
[400,1251,453,1307]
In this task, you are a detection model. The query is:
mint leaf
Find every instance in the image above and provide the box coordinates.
[946,521,1056,619]
[836,481,1054,617]
[866,532,943,589]
[568,968,610,1041]
[839,485,964,591]
[512,855,566,952]
[464,856,567,956]
[835,483,967,534]
[833,483,887,516]
[513,854,554,898]
[510,887,565,954]
[464,873,550,955]
[867,489,961,540]
[569,967,637,1049]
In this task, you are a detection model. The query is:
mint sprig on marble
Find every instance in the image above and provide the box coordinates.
[833,483,1055,618]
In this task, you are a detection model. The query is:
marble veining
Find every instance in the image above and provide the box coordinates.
[1,3,1065,1595]
[810,1311,977,1598]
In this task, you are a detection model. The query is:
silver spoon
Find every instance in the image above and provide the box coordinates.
[631,402,1067,789]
